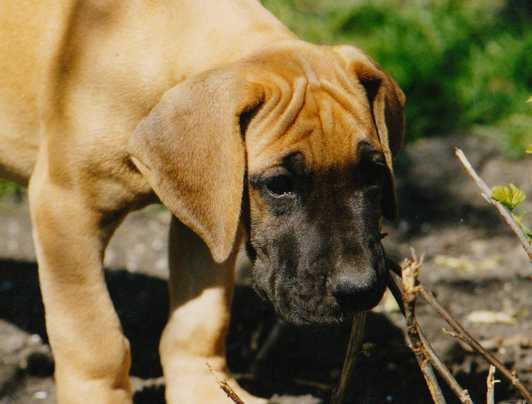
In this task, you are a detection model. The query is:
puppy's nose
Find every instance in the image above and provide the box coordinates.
[331,270,383,312]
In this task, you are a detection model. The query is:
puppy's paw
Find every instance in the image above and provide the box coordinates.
[164,357,267,404]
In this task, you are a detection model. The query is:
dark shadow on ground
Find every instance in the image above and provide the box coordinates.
[0,259,524,403]
[0,259,168,379]
[390,136,515,239]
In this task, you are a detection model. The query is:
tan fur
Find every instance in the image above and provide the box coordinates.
[0,1,404,403]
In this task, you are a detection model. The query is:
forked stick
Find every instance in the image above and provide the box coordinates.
[399,254,447,404]
[388,254,532,403]
[388,271,473,404]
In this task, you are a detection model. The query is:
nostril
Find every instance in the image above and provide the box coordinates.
[331,272,382,312]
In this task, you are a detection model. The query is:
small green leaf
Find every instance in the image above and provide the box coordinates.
[491,183,526,210]
[528,96,532,103]
[527,145,532,154]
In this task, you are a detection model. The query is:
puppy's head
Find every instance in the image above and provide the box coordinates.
[129,42,405,325]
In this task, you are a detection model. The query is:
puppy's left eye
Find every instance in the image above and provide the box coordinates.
[263,174,295,198]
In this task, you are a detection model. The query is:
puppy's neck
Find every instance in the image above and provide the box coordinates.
[169,0,296,72]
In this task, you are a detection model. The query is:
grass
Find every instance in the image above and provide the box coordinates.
[0,181,19,197]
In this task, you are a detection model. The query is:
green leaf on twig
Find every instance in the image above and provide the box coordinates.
[491,184,526,211]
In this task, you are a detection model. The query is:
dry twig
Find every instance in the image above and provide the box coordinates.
[486,365,497,404]
[207,363,245,404]
[330,311,367,404]
[454,147,532,262]
[441,328,475,352]
[388,264,472,404]
[418,330,473,404]
[399,255,447,404]
[419,285,532,402]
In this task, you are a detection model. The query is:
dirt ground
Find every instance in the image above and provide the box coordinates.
[0,135,530,404]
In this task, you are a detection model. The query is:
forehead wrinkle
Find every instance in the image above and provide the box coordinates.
[277,129,315,169]
[248,74,307,161]
[249,73,291,152]
[332,58,360,96]
[252,79,280,128]
[246,56,377,173]
[297,53,321,90]
[308,87,370,169]
[320,79,378,160]
[320,79,369,121]
[314,91,332,167]
[269,77,307,144]
[280,85,325,169]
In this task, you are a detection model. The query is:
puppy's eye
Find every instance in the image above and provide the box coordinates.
[362,153,386,186]
[263,174,295,198]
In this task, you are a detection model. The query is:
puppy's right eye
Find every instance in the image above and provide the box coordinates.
[263,174,295,198]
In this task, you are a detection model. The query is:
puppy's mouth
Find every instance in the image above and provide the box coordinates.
[252,259,387,326]
[252,271,357,327]
[271,289,345,326]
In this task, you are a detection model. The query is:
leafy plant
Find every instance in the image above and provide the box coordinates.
[492,184,526,211]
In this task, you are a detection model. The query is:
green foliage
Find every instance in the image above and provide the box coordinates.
[491,183,526,211]
[491,183,531,239]
[261,0,532,157]
[0,180,19,198]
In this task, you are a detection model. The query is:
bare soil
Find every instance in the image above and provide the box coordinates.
[0,135,530,404]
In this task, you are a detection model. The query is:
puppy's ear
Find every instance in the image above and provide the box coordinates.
[128,68,263,263]
[333,45,406,220]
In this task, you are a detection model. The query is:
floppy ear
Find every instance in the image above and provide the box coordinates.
[333,45,406,220]
[128,68,263,263]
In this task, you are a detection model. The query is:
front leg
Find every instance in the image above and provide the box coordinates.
[29,161,132,404]
[160,217,267,403]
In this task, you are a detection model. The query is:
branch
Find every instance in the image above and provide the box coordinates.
[454,147,532,262]
[418,330,472,404]
[389,271,472,403]
[330,311,367,404]
[399,256,447,404]
[418,284,532,402]
[486,366,497,404]
[207,364,245,404]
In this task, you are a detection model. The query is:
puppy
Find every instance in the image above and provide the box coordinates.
[0,1,404,402]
